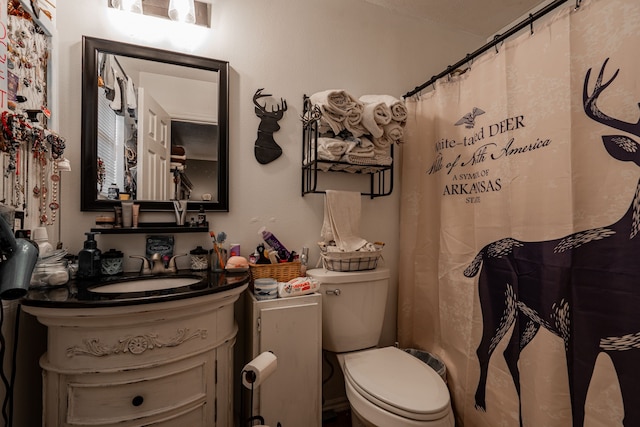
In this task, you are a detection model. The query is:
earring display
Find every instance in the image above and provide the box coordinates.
[0,3,68,228]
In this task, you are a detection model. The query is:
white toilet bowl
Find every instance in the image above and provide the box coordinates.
[337,347,454,427]
[308,268,454,426]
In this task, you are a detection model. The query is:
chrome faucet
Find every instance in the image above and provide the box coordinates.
[130,253,187,275]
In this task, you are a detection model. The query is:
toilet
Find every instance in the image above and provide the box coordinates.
[307,268,454,427]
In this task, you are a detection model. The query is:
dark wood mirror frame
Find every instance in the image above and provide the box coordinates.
[81,36,229,212]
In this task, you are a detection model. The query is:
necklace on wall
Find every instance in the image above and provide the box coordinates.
[47,161,59,225]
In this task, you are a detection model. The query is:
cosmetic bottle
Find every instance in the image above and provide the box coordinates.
[258,226,290,260]
[32,227,54,258]
[78,232,102,279]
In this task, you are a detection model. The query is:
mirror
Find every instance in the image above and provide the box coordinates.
[81,36,229,212]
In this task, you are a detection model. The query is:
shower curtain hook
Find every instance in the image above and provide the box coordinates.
[493,35,501,53]
[529,13,534,35]
[575,0,582,9]
[466,54,473,71]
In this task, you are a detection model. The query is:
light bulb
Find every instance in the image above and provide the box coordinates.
[168,0,196,24]
[121,0,143,13]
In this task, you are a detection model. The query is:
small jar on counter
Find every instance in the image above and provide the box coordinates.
[31,261,69,288]
[190,246,209,271]
[101,249,124,276]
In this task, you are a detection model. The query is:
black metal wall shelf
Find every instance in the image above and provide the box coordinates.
[301,95,393,198]
[91,223,209,234]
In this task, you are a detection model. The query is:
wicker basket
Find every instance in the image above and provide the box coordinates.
[320,249,383,272]
[249,261,302,285]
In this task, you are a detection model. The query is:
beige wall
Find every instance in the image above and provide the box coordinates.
[56,0,483,348]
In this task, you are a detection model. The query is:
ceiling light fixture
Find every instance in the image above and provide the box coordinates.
[107,0,209,27]
[110,0,143,13]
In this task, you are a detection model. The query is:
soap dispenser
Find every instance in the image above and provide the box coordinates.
[77,232,102,279]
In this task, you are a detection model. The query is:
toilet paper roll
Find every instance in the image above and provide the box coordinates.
[242,351,277,389]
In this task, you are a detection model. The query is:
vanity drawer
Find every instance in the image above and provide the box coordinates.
[66,359,208,425]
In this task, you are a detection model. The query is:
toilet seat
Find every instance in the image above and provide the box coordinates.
[343,347,451,421]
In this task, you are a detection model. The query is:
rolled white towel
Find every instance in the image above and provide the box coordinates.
[360,102,392,138]
[317,105,345,135]
[311,90,360,112]
[344,107,367,137]
[360,94,407,123]
[371,134,392,150]
[383,121,404,143]
[311,90,363,135]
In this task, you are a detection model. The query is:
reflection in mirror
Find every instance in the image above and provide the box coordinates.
[82,36,229,212]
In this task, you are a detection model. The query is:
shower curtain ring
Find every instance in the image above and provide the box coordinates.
[494,35,501,53]
[529,13,534,35]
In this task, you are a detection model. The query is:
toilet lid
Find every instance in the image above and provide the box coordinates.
[343,347,450,421]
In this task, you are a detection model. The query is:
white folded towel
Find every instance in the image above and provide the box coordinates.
[318,137,350,161]
[360,94,408,123]
[344,137,374,157]
[321,190,368,252]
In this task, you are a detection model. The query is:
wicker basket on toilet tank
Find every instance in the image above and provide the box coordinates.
[319,246,383,272]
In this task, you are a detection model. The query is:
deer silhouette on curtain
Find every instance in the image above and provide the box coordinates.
[465,58,640,427]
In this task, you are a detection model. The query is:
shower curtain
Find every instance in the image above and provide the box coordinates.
[398,0,640,425]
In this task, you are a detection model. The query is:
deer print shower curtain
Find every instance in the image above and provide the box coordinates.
[398,0,640,426]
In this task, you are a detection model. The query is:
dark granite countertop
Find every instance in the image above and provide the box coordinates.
[21,270,250,308]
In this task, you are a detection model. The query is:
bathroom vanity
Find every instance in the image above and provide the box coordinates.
[22,271,249,427]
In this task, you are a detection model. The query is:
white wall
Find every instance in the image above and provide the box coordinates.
[56,0,482,350]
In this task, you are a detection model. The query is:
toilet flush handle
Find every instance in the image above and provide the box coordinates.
[325,289,341,296]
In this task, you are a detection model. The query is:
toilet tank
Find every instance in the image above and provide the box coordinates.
[307,268,390,353]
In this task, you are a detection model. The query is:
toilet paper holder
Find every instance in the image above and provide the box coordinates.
[241,351,282,427]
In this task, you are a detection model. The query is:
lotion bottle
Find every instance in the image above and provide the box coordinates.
[78,232,102,279]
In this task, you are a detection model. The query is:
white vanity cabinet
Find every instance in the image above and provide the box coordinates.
[23,286,246,427]
[245,292,322,427]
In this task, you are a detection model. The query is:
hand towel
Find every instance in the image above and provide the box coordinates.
[321,190,368,252]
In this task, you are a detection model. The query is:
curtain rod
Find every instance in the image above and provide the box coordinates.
[403,0,574,99]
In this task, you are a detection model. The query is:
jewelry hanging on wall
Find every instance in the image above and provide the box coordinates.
[1,3,64,229]
[47,161,59,225]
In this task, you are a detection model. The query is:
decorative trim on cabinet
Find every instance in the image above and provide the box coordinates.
[66,328,208,358]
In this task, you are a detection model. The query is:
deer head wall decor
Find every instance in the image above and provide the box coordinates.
[253,88,287,164]
[464,58,640,426]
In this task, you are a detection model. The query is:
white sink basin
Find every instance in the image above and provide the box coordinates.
[90,277,203,294]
